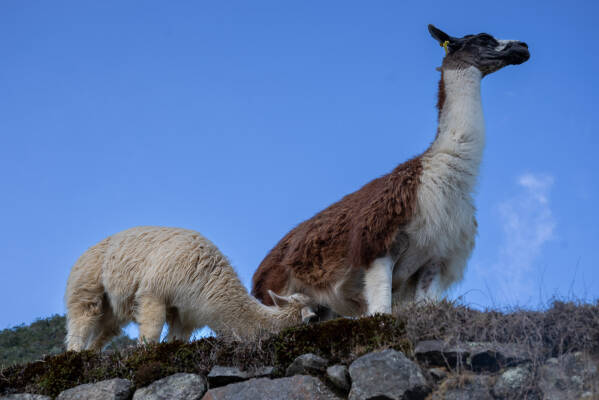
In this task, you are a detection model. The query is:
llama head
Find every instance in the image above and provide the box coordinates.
[428,24,529,76]
[268,290,318,323]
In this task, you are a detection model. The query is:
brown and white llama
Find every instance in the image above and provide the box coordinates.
[65,226,316,351]
[252,25,530,317]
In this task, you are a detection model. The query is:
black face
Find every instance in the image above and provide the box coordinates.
[428,24,530,75]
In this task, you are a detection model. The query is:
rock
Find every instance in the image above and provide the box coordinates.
[286,353,329,376]
[326,365,350,391]
[348,349,430,400]
[430,374,494,400]
[207,366,274,388]
[201,375,341,400]
[539,352,598,400]
[492,364,532,399]
[56,378,133,400]
[414,340,529,372]
[0,395,52,400]
[133,373,207,400]
[428,368,448,381]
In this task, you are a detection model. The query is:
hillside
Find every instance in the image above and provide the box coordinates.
[1,300,598,399]
[0,315,135,367]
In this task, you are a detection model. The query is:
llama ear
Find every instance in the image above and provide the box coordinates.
[268,290,289,307]
[428,24,452,45]
[301,306,317,323]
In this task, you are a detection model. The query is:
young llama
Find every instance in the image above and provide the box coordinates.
[252,25,530,317]
[65,226,315,351]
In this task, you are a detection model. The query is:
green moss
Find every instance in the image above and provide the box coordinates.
[269,314,411,372]
[0,315,413,396]
[35,351,100,397]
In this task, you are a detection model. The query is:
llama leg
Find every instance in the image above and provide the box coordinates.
[136,295,166,344]
[165,307,195,342]
[174,325,195,342]
[165,307,180,342]
[414,262,443,302]
[66,313,101,351]
[65,297,104,351]
[88,306,121,351]
[363,256,393,315]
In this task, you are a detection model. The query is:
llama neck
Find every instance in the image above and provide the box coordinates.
[208,275,295,338]
[427,66,485,189]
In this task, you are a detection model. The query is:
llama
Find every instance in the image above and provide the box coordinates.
[65,226,316,351]
[252,25,529,317]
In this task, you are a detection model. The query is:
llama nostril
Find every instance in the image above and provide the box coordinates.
[518,41,528,49]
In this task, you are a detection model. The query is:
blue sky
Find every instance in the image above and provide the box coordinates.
[1,1,598,331]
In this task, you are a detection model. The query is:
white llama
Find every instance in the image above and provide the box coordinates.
[65,226,316,351]
[252,25,530,317]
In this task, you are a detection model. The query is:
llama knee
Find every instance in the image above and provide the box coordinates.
[364,256,394,315]
[136,295,167,344]
[415,262,443,302]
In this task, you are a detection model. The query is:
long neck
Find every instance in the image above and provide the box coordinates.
[427,66,485,190]
[222,296,295,338]
[205,268,297,338]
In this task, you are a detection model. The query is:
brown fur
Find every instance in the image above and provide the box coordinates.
[436,71,446,120]
[252,156,423,305]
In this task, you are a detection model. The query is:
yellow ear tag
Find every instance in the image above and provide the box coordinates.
[441,40,449,55]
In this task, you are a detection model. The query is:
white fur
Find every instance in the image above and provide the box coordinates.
[414,263,443,301]
[496,40,513,52]
[393,66,483,304]
[65,226,312,351]
[364,256,393,314]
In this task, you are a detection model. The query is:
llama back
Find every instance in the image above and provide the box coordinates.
[100,226,235,318]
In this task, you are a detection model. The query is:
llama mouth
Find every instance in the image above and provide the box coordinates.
[504,43,530,65]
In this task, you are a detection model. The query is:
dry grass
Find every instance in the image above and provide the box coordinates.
[1,300,597,397]
[395,299,599,358]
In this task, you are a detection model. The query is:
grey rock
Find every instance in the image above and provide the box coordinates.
[0,395,52,400]
[133,373,207,400]
[428,367,448,381]
[326,364,350,391]
[414,340,529,372]
[348,349,430,400]
[492,364,531,398]
[431,374,494,400]
[57,378,133,400]
[207,365,274,387]
[286,353,329,376]
[201,375,342,400]
[539,352,599,400]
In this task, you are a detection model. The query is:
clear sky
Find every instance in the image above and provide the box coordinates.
[1,1,598,331]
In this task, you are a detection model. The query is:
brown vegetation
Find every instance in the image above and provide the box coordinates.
[1,300,597,398]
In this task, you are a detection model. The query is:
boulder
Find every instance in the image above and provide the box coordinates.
[326,365,350,391]
[133,373,207,400]
[348,349,430,400]
[56,378,133,400]
[414,340,529,372]
[286,353,328,376]
[539,352,598,400]
[492,364,532,399]
[201,375,341,400]
[207,366,273,388]
[0,395,52,400]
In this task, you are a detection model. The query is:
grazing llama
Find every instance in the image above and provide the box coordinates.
[65,226,316,351]
[252,25,530,317]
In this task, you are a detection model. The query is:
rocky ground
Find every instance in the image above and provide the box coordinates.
[1,300,598,399]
